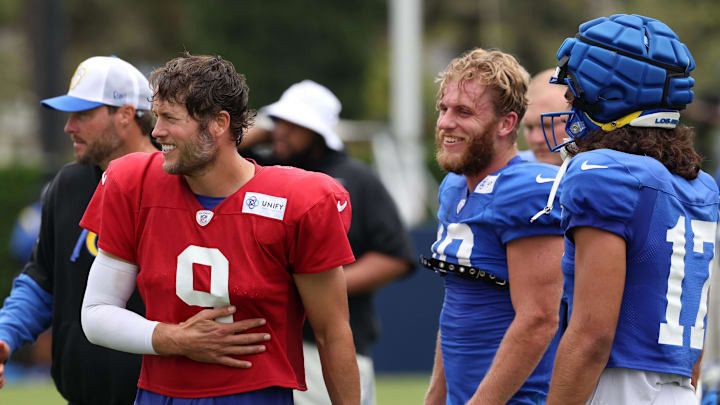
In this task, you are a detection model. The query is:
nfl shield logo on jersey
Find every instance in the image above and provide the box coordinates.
[196,210,214,227]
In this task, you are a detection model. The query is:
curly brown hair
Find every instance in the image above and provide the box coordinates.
[150,52,255,144]
[567,125,702,180]
[436,48,529,142]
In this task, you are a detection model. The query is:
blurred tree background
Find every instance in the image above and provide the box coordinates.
[0,0,719,298]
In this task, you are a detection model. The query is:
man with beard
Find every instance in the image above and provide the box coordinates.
[422,48,564,405]
[0,55,271,404]
[79,54,360,405]
[0,55,157,403]
[517,69,567,166]
[239,80,415,405]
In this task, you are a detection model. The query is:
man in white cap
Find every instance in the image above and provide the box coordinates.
[241,80,415,405]
[0,56,269,405]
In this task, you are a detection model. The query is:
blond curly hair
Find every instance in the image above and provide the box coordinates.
[436,48,530,141]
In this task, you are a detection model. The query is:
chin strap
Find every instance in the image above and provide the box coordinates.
[530,147,571,223]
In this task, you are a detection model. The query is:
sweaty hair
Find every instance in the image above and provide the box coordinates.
[149,52,255,144]
[436,48,530,142]
[567,126,702,180]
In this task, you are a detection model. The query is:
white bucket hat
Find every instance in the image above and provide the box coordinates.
[261,80,344,151]
[42,56,151,112]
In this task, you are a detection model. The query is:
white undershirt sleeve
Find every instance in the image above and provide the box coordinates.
[81,250,159,354]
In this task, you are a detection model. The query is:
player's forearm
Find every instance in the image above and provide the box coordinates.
[237,125,272,152]
[691,349,703,388]
[0,273,53,353]
[151,322,184,356]
[316,326,360,405]
[296,268,358,402]
[344,252,411,295]
[424,330,447,405]
[468,313,558,405]
[546,327,611,405]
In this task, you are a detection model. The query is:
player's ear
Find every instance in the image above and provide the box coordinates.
[116,105,136,127]
[496,111,519,139]
[210,111,231,137]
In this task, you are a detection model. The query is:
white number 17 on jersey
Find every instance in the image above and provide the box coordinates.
[659,216,716,349]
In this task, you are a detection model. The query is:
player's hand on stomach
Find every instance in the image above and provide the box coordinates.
[152,305,270,368]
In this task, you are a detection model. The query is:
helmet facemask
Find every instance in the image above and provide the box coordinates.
[540,14,695,153]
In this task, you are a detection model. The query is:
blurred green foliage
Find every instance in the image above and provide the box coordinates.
[55,0,387,119]
[5,0,720,168]
[0,165,44,300]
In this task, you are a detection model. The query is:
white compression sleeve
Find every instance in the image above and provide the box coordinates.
[81,251,159,354]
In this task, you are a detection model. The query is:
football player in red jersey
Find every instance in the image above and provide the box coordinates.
[79,53,360,405]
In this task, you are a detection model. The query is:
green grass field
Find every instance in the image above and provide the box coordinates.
[376,374,429,404]
[0,374,430,404]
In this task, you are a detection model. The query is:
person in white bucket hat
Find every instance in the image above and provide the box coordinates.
[241,80,415,405]
[262,80,344,156]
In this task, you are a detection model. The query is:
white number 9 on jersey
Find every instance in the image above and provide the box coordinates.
[176,245,233,323]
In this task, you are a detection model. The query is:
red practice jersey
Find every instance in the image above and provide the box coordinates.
[80,151,354,398]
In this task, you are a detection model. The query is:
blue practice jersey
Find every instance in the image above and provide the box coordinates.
[431,157,563,405]
[561,149,719,378]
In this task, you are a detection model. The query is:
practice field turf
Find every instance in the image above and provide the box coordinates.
[0,374,430,404]
[1,380,64,404]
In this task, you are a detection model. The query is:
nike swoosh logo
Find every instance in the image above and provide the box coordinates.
[581,160,608,170]
[535,174,555,183]
[337,201,348,212]
[101,171,108,185]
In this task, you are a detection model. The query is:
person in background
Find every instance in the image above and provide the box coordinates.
[79,54,360,404]
[542,14,716,405]
[0,55,269,405]
[517,68,567,166]
[423,48,564,405]
[9,201,42,265]
[240,80,414,405]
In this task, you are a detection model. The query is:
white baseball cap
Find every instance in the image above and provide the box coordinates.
[41,56,152,112]
[262,80,344,151]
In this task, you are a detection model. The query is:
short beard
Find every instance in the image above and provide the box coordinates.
[163,125,218,176]
[435,124,496,177]
[77,120,122,166]
[274,134,326,170]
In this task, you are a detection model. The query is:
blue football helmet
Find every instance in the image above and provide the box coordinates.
[542,14,695,152]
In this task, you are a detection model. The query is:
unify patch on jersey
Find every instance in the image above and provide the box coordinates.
[242,192,287,221]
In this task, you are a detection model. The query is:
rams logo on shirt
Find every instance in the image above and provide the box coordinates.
[85,231,99,257]
[70,229,98,262]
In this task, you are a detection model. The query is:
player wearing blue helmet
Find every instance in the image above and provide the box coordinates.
[542,15,718,405]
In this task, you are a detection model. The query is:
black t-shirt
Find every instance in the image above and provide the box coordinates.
[23,163,144,405]
[251,150,415,355]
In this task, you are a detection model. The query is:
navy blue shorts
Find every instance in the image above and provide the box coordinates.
[134,386,293,405]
